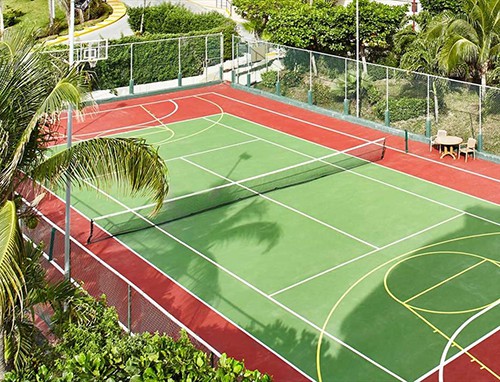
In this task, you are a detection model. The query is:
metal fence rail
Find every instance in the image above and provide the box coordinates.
[24,211,221,364]
[231,37,500,157]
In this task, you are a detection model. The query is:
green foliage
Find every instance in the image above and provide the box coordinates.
[3,6,25,28]
[128,3,231,35]
[312,81,334,105]
[263,0,406,62]
[375,97,427,122]
[420,0,465,15]
[260,70,278,88]
[90,32,226,90]
[232,0,296,36]
[282,70,304,88]
[4,291,271,381]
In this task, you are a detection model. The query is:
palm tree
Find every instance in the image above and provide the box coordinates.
[0,29,169,375]
[399,34,447,123]
[427,0,500,91]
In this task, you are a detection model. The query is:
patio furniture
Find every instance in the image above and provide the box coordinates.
[430,130,447,152]
[435,136,463,159]
[458,138,477,162]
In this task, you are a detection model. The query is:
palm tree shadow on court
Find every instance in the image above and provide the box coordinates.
[316,204,500,381]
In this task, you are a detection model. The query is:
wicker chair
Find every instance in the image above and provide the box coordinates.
[430,130,447,152]
[458,138,476,162]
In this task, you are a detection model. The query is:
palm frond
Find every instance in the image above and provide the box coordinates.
[33,137,169,213]
[0,201,25,324]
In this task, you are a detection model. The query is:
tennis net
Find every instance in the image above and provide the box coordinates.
[87,138,386,243]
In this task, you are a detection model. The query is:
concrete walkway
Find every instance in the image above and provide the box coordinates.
[47,0,248,44]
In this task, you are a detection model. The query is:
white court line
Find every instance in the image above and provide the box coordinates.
[78,177,405,382]
[202,115,500,228]
[181,157,379,250]
[219,112,500,208]
[415,326,500,382]
[59,91,215,120]
[209,92,500,185]
[270,213,465,297]
[31,187,314,382]
[164,138,260,162]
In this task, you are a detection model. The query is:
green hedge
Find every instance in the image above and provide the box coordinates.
[375,97,427,122]
[88,31,227,90]
[127,3,236,60]
[76,3,236,90]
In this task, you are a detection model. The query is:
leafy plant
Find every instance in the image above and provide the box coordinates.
[260,70,278,88]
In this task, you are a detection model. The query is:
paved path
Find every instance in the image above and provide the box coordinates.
[48,0,248,44]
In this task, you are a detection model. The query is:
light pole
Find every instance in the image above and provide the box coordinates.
[355,0,360,118]
[64,0,75,280]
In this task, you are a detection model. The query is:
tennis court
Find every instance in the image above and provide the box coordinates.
[47,84,499,381]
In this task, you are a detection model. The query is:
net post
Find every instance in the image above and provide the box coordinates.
[48,227,56,261]
[405,130,409,153]
[87,219,95,244]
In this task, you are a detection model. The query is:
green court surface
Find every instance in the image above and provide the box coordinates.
[60,113,500,381]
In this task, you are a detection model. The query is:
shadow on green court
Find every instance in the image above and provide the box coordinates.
[316,204,500,381]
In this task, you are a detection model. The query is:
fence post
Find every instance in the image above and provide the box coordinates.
[127,284,132,332]
[384,67,390,126]
[129,43,134,94]
[246,41,251,87]
[205,36,209,83]
[231,35,236,84]
[178,38,182,87]
[343,58,349,115]
[219,33,224,81]
[308,51,313,105]
[478,87,483,151]
[425,75,431,137]
[276,44,281,96]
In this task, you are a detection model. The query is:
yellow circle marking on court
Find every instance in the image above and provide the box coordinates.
[384,251,499,315]
[157,96,225,146]
[315,231,499,382]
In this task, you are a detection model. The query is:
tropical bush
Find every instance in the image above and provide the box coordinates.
[261,70,278,88]
[4,288,271,381]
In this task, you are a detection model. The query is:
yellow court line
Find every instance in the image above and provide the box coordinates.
[404,259,488,304]
[139,105,175,143]
[315,232,500,382]
[405,304,500,380]
[386,251,499,314]
[152,95,225,146]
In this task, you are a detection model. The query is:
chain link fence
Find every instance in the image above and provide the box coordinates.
[23,210,221,365]
[232,37,500,157]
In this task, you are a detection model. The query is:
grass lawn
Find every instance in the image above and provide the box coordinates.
[5,0,65,34]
